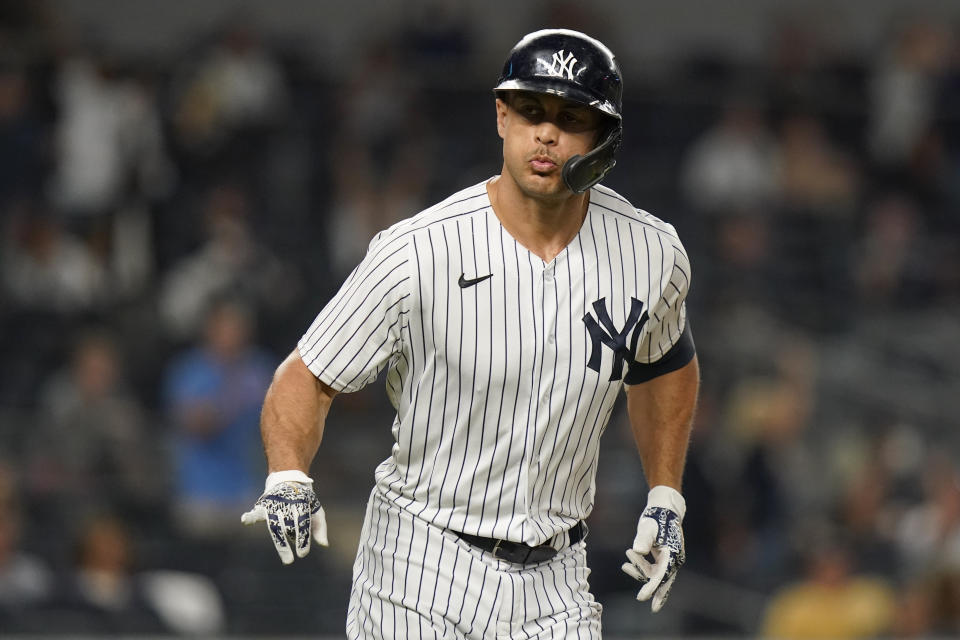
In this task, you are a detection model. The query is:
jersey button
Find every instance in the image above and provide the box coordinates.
[547,334,555,344]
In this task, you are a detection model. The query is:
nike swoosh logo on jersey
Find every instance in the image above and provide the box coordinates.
[458,273,493,288]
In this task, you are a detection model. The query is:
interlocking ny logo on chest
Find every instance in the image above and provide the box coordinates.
[582,297,648,381]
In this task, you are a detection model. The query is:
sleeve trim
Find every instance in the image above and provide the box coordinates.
[625,322,695,385]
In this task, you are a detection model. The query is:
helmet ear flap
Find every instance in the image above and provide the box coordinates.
[562,122,622,193]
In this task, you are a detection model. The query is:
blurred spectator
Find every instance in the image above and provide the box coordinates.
[327,140,431,278]
[776,113,860,214]
[896,454,960,579]
[852,193,933,307]
[719,337,820,587]
[48,50,174,221]
[760,538,896,639]
[325,146,381,276]
[334,36,418,154]
[37,513,225,634]
[0,59,48,208]
[171,19,288,158]
[681,97,779,216]
[680,97,780,306]
[158,182,299,340]
[24,328,165,530]
[868,20,952,169]
[1,201,109,313]
[773,113,861,327]
[837,453,900,577]
[163,296,274,538]
[326,36,432,276]
[42,514,165,633]
[0,462,53,611]
[899,126,952,211]
[138,568,227,635]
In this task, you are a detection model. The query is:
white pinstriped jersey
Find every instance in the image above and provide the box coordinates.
[298,178,690,547]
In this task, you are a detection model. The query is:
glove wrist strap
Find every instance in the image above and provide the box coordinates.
[646,485,686,520]
[265,469,313,491]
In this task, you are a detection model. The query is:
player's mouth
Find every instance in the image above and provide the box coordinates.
[529,153,559,172]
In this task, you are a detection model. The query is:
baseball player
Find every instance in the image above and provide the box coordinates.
[242,29,699,638]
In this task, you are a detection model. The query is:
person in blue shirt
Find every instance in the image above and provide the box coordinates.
[165,295,274,538]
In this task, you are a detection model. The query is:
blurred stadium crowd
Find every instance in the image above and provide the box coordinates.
[1,1,959,637]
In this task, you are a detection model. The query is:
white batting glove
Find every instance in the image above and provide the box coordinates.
[621,485,686,612]
[241,470,328,564]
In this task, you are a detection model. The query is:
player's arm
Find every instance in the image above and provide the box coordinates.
[243,231,410,563]
[626,354,699,491]
[261,348,338,473]
[620,353,699,612]
[241,348,338,564]
[626,235,698,489]
[619,291,699,610]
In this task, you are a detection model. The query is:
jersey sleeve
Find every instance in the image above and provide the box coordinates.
[297,232,412,393]
[625,234,695,385]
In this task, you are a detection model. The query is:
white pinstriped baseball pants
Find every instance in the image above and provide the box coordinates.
[346,488,603,639]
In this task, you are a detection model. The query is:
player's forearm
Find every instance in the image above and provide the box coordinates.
[626,356,700,490]
[261,349,337,474]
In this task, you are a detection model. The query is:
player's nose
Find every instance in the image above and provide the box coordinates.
[534,121,559,146]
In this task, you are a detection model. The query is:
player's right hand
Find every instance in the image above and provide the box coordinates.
[241,470,328,564]
[621,485,686,612]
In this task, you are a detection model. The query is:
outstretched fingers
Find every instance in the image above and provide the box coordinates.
[312,505,329,547]
[269,513,295,565]
[635,548,669,602]
[295,510,312,558]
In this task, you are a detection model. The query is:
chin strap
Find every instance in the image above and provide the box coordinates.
[562,122,622,193]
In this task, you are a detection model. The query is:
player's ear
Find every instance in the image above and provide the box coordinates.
[495,97,508,139]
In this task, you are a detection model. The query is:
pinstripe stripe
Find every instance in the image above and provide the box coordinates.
[479,567,500,639]
[498,233,525,538]
[522,571,544,638]
[520,250,539,541]
[441,219,470,528]
[557,214,604,516]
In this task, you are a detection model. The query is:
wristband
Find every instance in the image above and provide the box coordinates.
[265,469,313,492]
[646,485,686,520]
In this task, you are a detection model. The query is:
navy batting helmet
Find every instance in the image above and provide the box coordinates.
[494,29,623,193]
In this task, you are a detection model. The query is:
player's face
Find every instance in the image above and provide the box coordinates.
[496,91,604,201]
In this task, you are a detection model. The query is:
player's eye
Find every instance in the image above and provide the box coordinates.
[518,104,544,121]
[559,110,599,133]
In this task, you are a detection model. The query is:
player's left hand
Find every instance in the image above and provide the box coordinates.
[241,470,328,564]
[621,485,686,612]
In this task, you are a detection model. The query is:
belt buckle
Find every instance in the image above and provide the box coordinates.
[490,539,517,563]
[526,545,557,564]
[492,539,530,564]
[493,539,556,564]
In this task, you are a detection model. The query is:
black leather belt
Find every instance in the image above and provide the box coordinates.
[451,522,586,564]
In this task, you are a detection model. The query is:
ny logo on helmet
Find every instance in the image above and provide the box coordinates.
[540,50,578,80]
[582,297,648,381]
